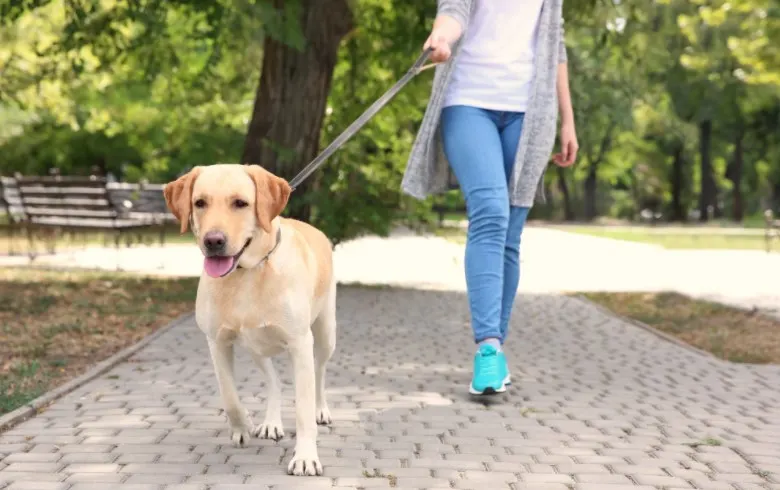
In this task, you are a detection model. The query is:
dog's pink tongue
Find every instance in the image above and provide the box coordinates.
[204,256,235,278]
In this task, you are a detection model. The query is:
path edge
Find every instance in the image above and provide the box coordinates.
[0,311,195,433]
[571,294,722,362]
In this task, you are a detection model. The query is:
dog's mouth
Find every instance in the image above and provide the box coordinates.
[203,238,252,278]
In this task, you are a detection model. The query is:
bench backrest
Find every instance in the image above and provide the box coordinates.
[0,176,26,223]
[107,182,172,219]
[15,175,120,223]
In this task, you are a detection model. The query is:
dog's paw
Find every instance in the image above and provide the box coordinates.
[229,426,254,447]
[254,421,285,441]
[316,406,332,425]
[287,450,323,476]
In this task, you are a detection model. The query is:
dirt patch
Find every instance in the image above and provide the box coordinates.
[0,268,197,415]
[581,291,780,364]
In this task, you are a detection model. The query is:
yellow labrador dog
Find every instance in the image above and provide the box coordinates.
[163,163,336,476]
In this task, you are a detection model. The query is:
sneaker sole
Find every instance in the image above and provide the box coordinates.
[504,375,512,386]
[469,383,507,396]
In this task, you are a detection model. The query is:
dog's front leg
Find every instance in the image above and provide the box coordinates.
[207,337,255,447]
[249,354,284,441]
[286,331,322,476]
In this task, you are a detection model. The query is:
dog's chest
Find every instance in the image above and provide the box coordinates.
[197,281,292,337]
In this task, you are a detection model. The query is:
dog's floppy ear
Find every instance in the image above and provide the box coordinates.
[163,167,202,234]
[244,164,291,233]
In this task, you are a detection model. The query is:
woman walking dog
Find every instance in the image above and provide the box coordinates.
[402,0,578,395]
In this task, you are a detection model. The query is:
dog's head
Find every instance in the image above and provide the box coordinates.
[163,164,291,278]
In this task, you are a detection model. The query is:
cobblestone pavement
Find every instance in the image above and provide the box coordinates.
[2,288,780,489]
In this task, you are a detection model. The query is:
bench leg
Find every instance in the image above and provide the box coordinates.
[767,229,772,253]
[25,225,37,261]
[114,230,122,272]
[6,225,17,256]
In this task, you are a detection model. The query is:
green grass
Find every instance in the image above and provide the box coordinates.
[580,291,780,364]
[559,227,771,250]
[0,268,197,416]
[0,224,193,256]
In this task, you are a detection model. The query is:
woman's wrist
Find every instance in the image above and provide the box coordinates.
[432,14,463,45]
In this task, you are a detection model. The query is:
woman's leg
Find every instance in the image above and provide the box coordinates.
[441,105,510,394]
[441,105,508,345]
[500,206,530,343]
[497,113,530,344]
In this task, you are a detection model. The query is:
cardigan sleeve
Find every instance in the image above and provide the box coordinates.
[437,0,470,32]
[558,15,568,63]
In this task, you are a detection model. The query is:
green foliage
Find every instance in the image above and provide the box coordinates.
[1,0,779,239]
[0,0,295,180]
[306,0,437,243]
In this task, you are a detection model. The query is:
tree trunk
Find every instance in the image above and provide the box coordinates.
[583,163,598,221]
[773,182,780,212]
[241,0,354,222]
[697,119,716,222]
[670,144,686,222]
[556,166,574,221]
[728,130,744,222]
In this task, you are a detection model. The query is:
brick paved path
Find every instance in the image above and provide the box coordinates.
[1,289,780,490]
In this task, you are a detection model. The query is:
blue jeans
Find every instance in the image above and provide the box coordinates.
[441,105,530,345]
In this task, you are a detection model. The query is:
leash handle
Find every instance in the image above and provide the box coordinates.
[411,47,435,74]
[288,48,434,192]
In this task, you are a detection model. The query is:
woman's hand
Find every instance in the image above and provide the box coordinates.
[552,121,578,167]
[424,15,463,63]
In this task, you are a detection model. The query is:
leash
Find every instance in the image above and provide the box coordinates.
[288,48,436,191]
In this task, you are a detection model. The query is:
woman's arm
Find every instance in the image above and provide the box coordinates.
[557,62,574,127]
[423,7,465,63]
[424,0,469,62]
[437,0,470,34]
[553,16,578,167]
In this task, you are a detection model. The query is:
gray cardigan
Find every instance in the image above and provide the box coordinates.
[401,0,567,208]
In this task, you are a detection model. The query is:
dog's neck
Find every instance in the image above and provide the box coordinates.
[237,225,282,270]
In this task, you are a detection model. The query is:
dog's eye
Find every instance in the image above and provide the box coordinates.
[234,199,249,209]
[194,199,206,209]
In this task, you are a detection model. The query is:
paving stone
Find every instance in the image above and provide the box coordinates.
[125,473,185,484]
[69,485,160,490]
[65,473,125,483]
[59,453,117,464]
[1,454,61,464]
[120,464,205,475]
[1,463,62,473]
[521,473,576,484]
[5,483,69,490]
[185,474,246,484]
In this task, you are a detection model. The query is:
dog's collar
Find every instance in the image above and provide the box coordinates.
[237,227,282,270]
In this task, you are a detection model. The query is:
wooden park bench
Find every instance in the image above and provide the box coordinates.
[107,181,176,246]
[766,209,780,252]
[0,176,28,255]
[13,174,158,260]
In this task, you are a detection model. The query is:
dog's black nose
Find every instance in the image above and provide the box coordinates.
[203,231,226,253]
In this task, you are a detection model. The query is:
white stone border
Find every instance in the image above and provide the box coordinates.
[0,312,194,433]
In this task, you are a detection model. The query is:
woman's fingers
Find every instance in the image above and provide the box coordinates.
[566,140,578,165]
[425,33,451,62]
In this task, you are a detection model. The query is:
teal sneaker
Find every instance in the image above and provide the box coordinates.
[499,351,512,386]
[469,344,508,395]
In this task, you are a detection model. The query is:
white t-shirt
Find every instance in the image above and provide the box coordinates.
[443,0,545,112]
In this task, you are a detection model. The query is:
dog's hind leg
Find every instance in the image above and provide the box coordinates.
[312,280,337,426]
[207,338,255,447]
[249,354,285,441]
